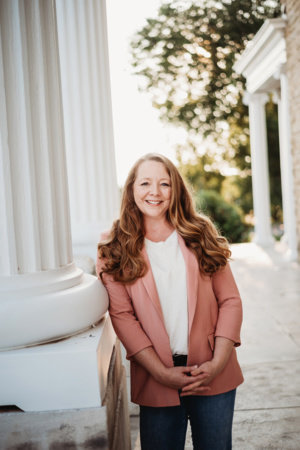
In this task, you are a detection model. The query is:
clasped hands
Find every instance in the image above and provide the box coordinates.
[158,360,221,396]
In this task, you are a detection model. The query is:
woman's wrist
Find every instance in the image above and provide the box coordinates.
[152,365,169,384]
[133,347,168,383]
[211,336,235,373]
[210,356,225,376]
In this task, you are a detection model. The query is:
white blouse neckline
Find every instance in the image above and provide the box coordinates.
[144,229,177,245]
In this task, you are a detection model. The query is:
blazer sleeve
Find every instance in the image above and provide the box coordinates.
[212,263,243,347]
[96,245,153,359]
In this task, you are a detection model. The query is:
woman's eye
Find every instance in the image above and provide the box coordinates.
[141,182,149,186]
[161,183,170,187]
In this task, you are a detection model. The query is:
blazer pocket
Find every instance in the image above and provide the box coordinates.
[208,333,215,352]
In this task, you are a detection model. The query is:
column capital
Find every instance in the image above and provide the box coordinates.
[272,88,281,104]
[273,63,287,80]
[243,91,269,106]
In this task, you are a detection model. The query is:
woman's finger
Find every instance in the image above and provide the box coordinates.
[182,373,209,388]
[180,386,211,396]
[190,371,209,380]
[181,378,207,392]
[182,365,198,374]
[190,367,208,376]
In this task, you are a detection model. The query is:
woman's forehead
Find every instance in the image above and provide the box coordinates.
[136,160,170,179]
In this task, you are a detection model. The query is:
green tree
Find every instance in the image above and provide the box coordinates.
[131,0,281,137]
[176,140,225,193]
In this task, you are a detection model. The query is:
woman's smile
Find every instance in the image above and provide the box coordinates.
[145,200,163,205]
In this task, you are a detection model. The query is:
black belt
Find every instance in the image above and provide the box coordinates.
[172,354,187,367]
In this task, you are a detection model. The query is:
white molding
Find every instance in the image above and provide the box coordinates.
[234,18,286,74]
[234,18,286,93]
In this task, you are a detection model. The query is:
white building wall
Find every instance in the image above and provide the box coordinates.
[283,0,300,258]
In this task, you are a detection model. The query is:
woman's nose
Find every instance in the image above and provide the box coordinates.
[149,183,159,195]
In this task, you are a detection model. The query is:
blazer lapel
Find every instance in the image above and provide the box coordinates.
[177,234,199,334]
[141,246,165,323]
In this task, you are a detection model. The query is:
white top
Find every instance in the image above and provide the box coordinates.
[145,231,188,355]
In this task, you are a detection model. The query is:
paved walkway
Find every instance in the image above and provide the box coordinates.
[130,242,300,449]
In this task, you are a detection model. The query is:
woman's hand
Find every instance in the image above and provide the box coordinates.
[156,365,209,391]
[132,348,210,391]
[180,336,235,396]
[180,360,218,396]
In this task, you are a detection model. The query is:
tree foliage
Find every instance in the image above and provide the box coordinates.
[131,0,281,137]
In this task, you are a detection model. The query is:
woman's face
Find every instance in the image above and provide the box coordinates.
[133,160,171,222]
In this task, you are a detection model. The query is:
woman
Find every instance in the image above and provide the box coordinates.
[97,153,243,450]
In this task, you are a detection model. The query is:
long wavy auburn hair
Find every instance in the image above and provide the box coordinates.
[98,153,231,283]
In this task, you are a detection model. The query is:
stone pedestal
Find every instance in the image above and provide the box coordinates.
[0,317,131,449]
[0,315,114,412]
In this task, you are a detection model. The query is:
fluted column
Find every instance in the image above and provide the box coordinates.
[275,67,298,260]
[56,0,119,257]
[0,0,108,350]
[245,92,273,246]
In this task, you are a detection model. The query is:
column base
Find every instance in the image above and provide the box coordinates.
[253,233,274,247]
[279,234,298,261]
[0,265,108,350]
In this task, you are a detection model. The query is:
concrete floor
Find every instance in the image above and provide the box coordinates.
[130,242,300,450]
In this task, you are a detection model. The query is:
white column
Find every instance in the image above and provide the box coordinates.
[275,68,298,260]
[246,92,273,246]
[55,0,119,258]
[0,0,108,350]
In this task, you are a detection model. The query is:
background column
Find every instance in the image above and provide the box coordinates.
[56,0,119,259]
[246,92,274,246]
[0,0,108,351]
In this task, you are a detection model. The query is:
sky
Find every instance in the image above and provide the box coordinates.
[106,0,187,186]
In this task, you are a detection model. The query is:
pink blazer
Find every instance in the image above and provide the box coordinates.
[97,233,244,407]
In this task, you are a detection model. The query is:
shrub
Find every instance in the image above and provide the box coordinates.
[195,189,251,243]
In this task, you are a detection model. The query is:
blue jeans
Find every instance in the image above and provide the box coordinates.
[140,389,236,450]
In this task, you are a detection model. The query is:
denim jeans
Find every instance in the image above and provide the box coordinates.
[139,389,236,450]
